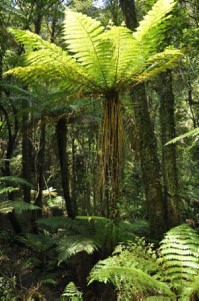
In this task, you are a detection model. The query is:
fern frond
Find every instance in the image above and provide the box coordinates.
[159,224,199,284]
[0,200,40,214]
[64,9,115,91]
[36,216,71,230]
[0,201,14,214]
[8,28,54,51]
[0,187,19,194]
[0,176,33,187]
[165,127,199,145]
[89,263,174,298]
[182,275,199,299]
[18,231,55,252]
[61,282,83,300]
[13,201,40,214]
[134,0,176,43]
[57,235,98,263]
[6,29,97,93]
[102,26,139,89]
[134,48,183,82]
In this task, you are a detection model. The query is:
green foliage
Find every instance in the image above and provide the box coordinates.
[36,215,139,264]
[0,275,17,300]
[88,239,174,300]
[0,176,33,187]
[0,200,40,216]
[57,235,98,263]
[88,224,199,299]
[61,282,83,301]
[158,224,199,292]
[0,200,40,214]
[165,127,199,145]
[5,0,182,95]
[18,230,55,253]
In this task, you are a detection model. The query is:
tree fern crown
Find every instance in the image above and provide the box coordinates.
[5,0,182,96]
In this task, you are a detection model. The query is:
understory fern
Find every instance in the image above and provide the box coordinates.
[36,216,138,263]
[158,224,199,294]
[88,239,174,300]
[60,282,83,301]
[88,224,199,300]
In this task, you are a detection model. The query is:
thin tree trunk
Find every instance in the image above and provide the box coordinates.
[56,117,74,218]
[157,71,180,228]
[1,37,22,233]
[22,115,32,203]
[35,122,46,208]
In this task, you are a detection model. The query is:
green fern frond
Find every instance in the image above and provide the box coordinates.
[134,0,176,42]
[0,201,14,214]
[61,282,83,300]
[0,176,33,187]
[8,28,54,51]
[36,216,71,230]
[57,235,98,263]
[0,200,40,214]
[63,9,110,88]
[13,201,40,214]
[165,127,199,145]
[134,48,183,82]
[89,263,174,298]
[0,187,19,194]
[159,224,199,284]
[18,231,55,252]
[182,275,199,298]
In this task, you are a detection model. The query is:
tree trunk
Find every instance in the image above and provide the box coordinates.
[100,93,123,218]
[120,0,138,29]
[56,116,74,218]
[120,0,167,239]
[35,122,46,208]
[157,71,180,228]
[22,115,32,203]
[131,85,167,239]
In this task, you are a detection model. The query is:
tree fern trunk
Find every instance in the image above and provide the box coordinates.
[100,93,123,218]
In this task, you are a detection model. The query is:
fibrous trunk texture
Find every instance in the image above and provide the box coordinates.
[100,93,123,218]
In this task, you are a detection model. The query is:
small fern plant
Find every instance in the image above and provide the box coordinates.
[60,282,83,301]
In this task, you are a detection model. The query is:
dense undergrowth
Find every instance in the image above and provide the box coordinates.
[1,194,199,301]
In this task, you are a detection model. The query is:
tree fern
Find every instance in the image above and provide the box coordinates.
[158,224,199,292]
[6,0,182,93]
[5,0,183,216]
